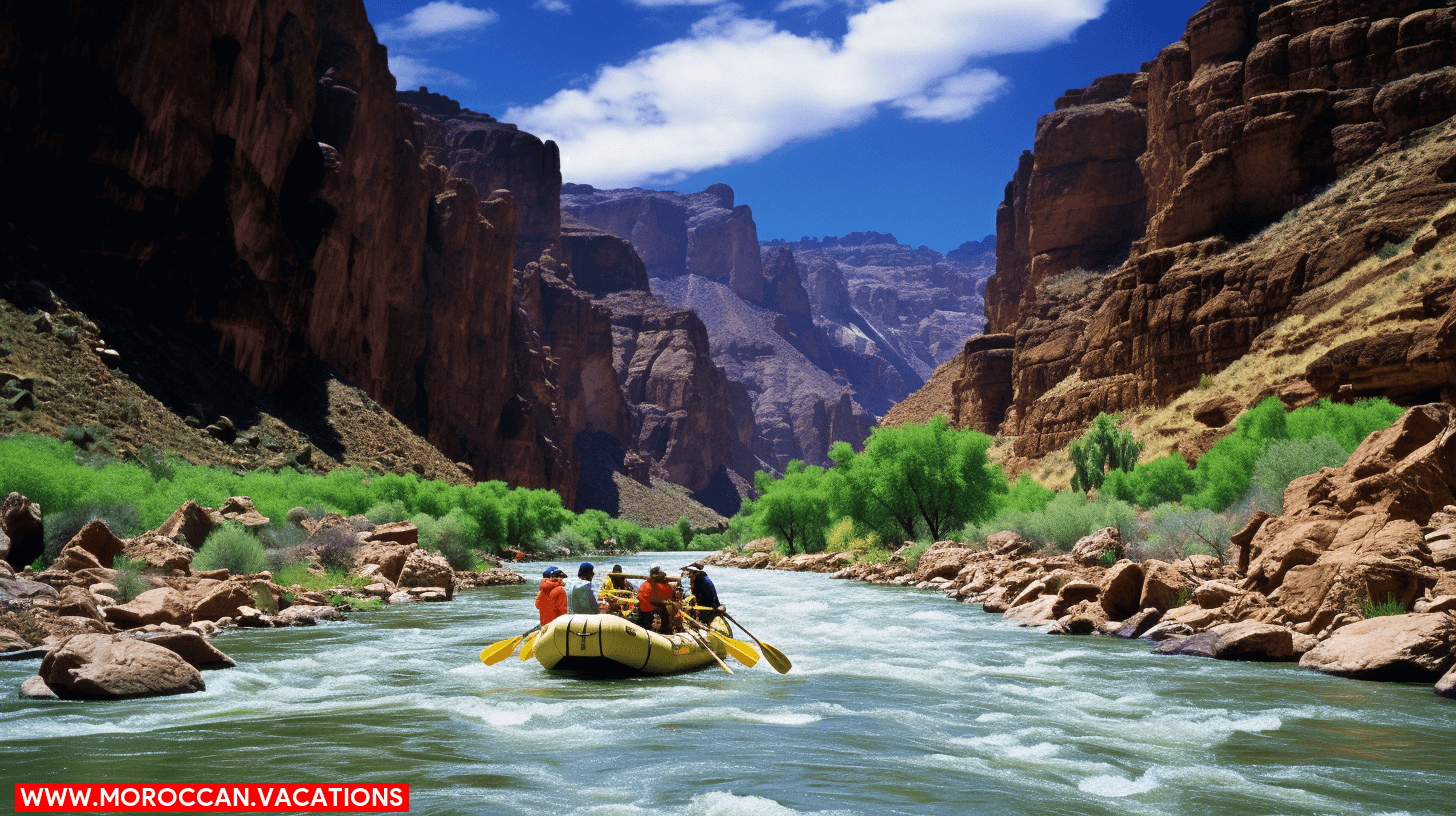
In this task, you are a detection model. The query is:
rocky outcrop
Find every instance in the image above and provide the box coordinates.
[1299,613,1456,681]
[1,493,43,570]
[37,634,205,700]
[563,185,876,471]
[0,0,631,506]
[913,0,1456,455]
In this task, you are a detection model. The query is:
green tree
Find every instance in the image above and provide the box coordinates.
[752,461,832,554]
[1069,414,1143,493]
[829,415,1004,543]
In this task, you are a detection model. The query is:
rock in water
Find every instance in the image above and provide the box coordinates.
[39,634,205,699]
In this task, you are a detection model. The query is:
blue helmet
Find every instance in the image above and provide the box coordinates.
[578,562,595,578]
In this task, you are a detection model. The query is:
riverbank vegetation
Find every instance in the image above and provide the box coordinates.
[0,434,707,574]
[731,398,1404,563]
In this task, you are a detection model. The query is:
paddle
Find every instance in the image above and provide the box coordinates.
[683,616,760,668]
[723,612,792,674]
[677,622,733,675]
[480,625,540,665]
[519,631,539,661]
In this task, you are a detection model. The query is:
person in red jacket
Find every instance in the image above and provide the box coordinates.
[636,564,678,633]
[536,566,567,625]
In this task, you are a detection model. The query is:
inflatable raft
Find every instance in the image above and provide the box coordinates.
[534,614,730,676]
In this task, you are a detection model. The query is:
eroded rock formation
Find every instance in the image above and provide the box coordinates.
[915,0,1456,459]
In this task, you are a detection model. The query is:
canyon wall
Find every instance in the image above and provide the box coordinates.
[937,0,1456,459]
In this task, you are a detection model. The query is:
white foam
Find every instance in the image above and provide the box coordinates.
[1078,772,1160,798]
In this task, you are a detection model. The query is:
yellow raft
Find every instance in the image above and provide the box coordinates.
[534,614,730,676]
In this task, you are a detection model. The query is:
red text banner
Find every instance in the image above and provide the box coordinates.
[14,783,409,813]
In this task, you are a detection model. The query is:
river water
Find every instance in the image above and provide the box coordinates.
[5,552,1456,815]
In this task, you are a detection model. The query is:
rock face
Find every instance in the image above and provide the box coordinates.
[1299,613,1456,681]
[564,185,879,472]
[1,493,43,570]
[905,0,1456,456]
[0,0,651,507]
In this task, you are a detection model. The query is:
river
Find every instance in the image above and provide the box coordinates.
[5,551,1456,815]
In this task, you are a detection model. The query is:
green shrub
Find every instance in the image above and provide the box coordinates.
[272,563,368,591]
[364,500,408,525]
[1246,435,1349,513]
[541,527,591,557]
[1069,414,1143,493]
[111,555,151,602]
[1001,473,1054,513]
[193,523,268,574]
[902,540,932,572]
[1361,594,1406,618]
[1139,504,1243,563]
[1103,453,1196,509]
[966,491,1136,551]
[826,517,879,553]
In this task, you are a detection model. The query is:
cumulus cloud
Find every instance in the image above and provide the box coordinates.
[508,0,1106,187]
[535,0,571,11]
[377,1,499,41]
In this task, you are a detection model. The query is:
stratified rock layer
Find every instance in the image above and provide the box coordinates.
[906,0,1456,458]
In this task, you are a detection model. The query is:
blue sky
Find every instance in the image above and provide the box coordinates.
[362,0,1206,252]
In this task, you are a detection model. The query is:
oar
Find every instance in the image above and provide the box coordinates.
[677,621,733,675]
[685,617,760,667]
[480,625,540,665]
[723,612,791,674]
[519,631,539,661]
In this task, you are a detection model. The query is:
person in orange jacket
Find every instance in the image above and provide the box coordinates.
[536,566,567,625]
[636,564,678,633]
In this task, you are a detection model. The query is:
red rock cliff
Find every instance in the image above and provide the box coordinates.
[949,0,1456,458]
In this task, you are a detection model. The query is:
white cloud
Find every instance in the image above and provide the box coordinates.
[377,1,499,42]
[388,54,474,90]
[895,69,1007,122]
[535,0,571,11]
[507,0,1106,187]
[628,0,724,6]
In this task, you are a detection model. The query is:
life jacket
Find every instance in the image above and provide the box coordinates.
[637,579,674,612]
[536,578,567,624]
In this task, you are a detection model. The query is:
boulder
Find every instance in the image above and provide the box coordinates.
[189,581,255,621]
[55,585,102,621]
[1070,527,1124,567]
[39,634,204,699]
[913,543,979,581]
[1193,580,1246,609]
[1139,560,1198,612]
[153,501,213,550]
[103,587,192,629]
[985,531,1034,558]
[1,492,44,569]
[209,497,270,529]
[1299,613,1456,682]
[398,549,455,599]
[1100,561,1144,620]
[1004,594,1059,627]
[1113,607,1164,639]
[361,521,419,548]
[122,533,193,573]
[57,519,128,570]
[1437,664,1456,699]
[124,630,235,669]
[1053,579,1102,617]
[275,604,346,626]
[0,571,58,603]
[19,675,58,699]
[1152,621,1299,662]
[350,541,410,587]
[1,627,31,652]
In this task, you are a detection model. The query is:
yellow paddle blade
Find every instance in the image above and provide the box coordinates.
[711,632,760,667]
[479,635,523,665]
[758,640,792,674]
[519,632,538,661]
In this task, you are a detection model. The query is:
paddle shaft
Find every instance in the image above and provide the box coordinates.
[723,612,791,674]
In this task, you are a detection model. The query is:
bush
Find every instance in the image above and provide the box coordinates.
[1103,454,1196,509]
[193,523,268,575]
[1000,474,1055,513]
[1361,594,1406,618]
[1246,435,1349,513]
[541,527,591,557]
[966,491,1136,551]
[364,500,408,525]
[1069,414,1143,493]
[110,555,152,602]
[825,517,879,553]
[1138,504,1243,563]
[310,524,360,572]
[902,541,932,572]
